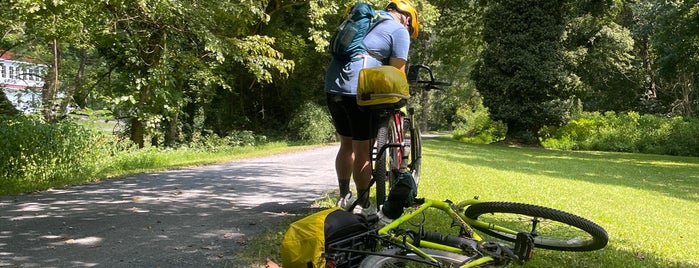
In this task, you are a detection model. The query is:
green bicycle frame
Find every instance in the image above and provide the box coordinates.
[375,198,523,267]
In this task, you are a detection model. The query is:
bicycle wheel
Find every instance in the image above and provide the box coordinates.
[464,202,608,252]
[374,120,392,206]
[405,117,421,186]
[359,248,472,268]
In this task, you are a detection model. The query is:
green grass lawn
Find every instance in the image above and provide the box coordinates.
[236,137,699,267]
[420,138,698,268]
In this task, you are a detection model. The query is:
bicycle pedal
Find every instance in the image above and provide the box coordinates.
[514,232,535,263]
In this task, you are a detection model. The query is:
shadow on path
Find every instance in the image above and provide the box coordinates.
[0,145,338,267]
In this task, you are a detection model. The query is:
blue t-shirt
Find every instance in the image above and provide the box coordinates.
[325,18,410,96]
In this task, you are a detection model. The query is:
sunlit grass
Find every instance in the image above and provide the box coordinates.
[1,141,323,196]
[420,138,699,267]
[235,137,699,267]
[98,142,317,178]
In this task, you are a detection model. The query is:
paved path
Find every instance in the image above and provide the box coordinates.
[0,145,339,267]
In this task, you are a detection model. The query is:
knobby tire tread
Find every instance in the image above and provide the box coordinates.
[374,124,389,206]
[464,202,608,251]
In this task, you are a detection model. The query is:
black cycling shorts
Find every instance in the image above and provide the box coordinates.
[326,93,382,141]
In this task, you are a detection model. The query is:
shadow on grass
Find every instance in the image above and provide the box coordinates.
[424,137,699,203]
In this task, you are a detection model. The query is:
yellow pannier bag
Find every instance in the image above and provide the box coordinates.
[281,207,369,267]
[281,208,339,268]
[357,66,410,107]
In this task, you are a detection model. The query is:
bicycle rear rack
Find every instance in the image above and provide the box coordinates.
[325,230,378,268]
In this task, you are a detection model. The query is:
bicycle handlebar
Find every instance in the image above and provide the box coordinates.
[407,64,452,90]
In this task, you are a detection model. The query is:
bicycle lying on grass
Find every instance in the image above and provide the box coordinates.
[327,196,609,267]
[324,65,609,267]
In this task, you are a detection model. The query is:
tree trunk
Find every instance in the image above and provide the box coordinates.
[67,48,88,109]
[130,117,145,148]
[130,84,152,148]
[164,113,178,147]
[42,38,60,122]
[642,39,657,99]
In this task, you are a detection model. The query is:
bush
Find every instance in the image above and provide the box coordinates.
[288,102,335,144]
[539,111,699,156]
[452,103,506,144]
[193,130,268,152]
[0,116,113,194]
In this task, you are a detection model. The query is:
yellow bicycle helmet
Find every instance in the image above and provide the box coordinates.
[386,0,420,39]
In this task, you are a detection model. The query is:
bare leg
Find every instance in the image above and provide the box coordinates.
[352,139,373,206]
[336,134,354,196]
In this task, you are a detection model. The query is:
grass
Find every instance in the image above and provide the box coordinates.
[234,137,699,267]
[98,142,323,179]
[0,141,324,196]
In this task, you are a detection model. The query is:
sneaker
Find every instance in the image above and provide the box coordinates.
[352,202,377,217]
[376,207,394,227]
[336,193,356,210]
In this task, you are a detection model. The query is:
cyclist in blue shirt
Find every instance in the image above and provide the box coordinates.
[325,0,420,216]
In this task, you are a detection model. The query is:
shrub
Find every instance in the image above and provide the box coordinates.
[540,111,699,157]
[0,116,113,194]
[452,103,506,144]
[288,102,335,144]
[194,130,267,152]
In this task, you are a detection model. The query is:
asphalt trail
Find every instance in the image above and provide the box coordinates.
[0,145,339,267]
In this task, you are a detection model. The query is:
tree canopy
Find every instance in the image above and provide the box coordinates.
[1,0,696,145]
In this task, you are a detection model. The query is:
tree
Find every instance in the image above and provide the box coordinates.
[564,0,637,112]
[94,0,294,147]
[472,0,571,144]
[652,0,699,116]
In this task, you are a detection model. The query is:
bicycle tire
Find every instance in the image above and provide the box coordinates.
[464,202,608,252]
[374,122,390,206]
[407,118,421,186]
[359,248,472,268]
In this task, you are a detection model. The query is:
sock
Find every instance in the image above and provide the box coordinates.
[356,188,371,207]
[338,179,351,197]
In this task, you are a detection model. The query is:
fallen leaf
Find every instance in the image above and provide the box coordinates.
[65,239,75,244]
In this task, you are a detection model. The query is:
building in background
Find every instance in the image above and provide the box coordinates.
[1,51,46,113]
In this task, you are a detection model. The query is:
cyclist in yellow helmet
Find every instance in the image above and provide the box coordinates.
[386,0,420,39]
[325,0,420,216]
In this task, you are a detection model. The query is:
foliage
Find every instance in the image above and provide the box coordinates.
[471,0,573,144]
[287,102,335,144]
[0,115,113,195]
[192,130,268,153]
[652,0,699,116]
[540,111,699,156]
[2,0,699,156]
[452,101,506,144]
[0,91,20,116]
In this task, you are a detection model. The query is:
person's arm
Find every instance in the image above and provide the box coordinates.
[389,57,407,73]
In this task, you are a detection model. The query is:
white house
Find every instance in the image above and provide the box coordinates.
[1,51,46,113]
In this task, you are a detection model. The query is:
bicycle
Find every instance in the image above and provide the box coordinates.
[372,64,451,206]
[325,65,608,267]
[327,196,609,267]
